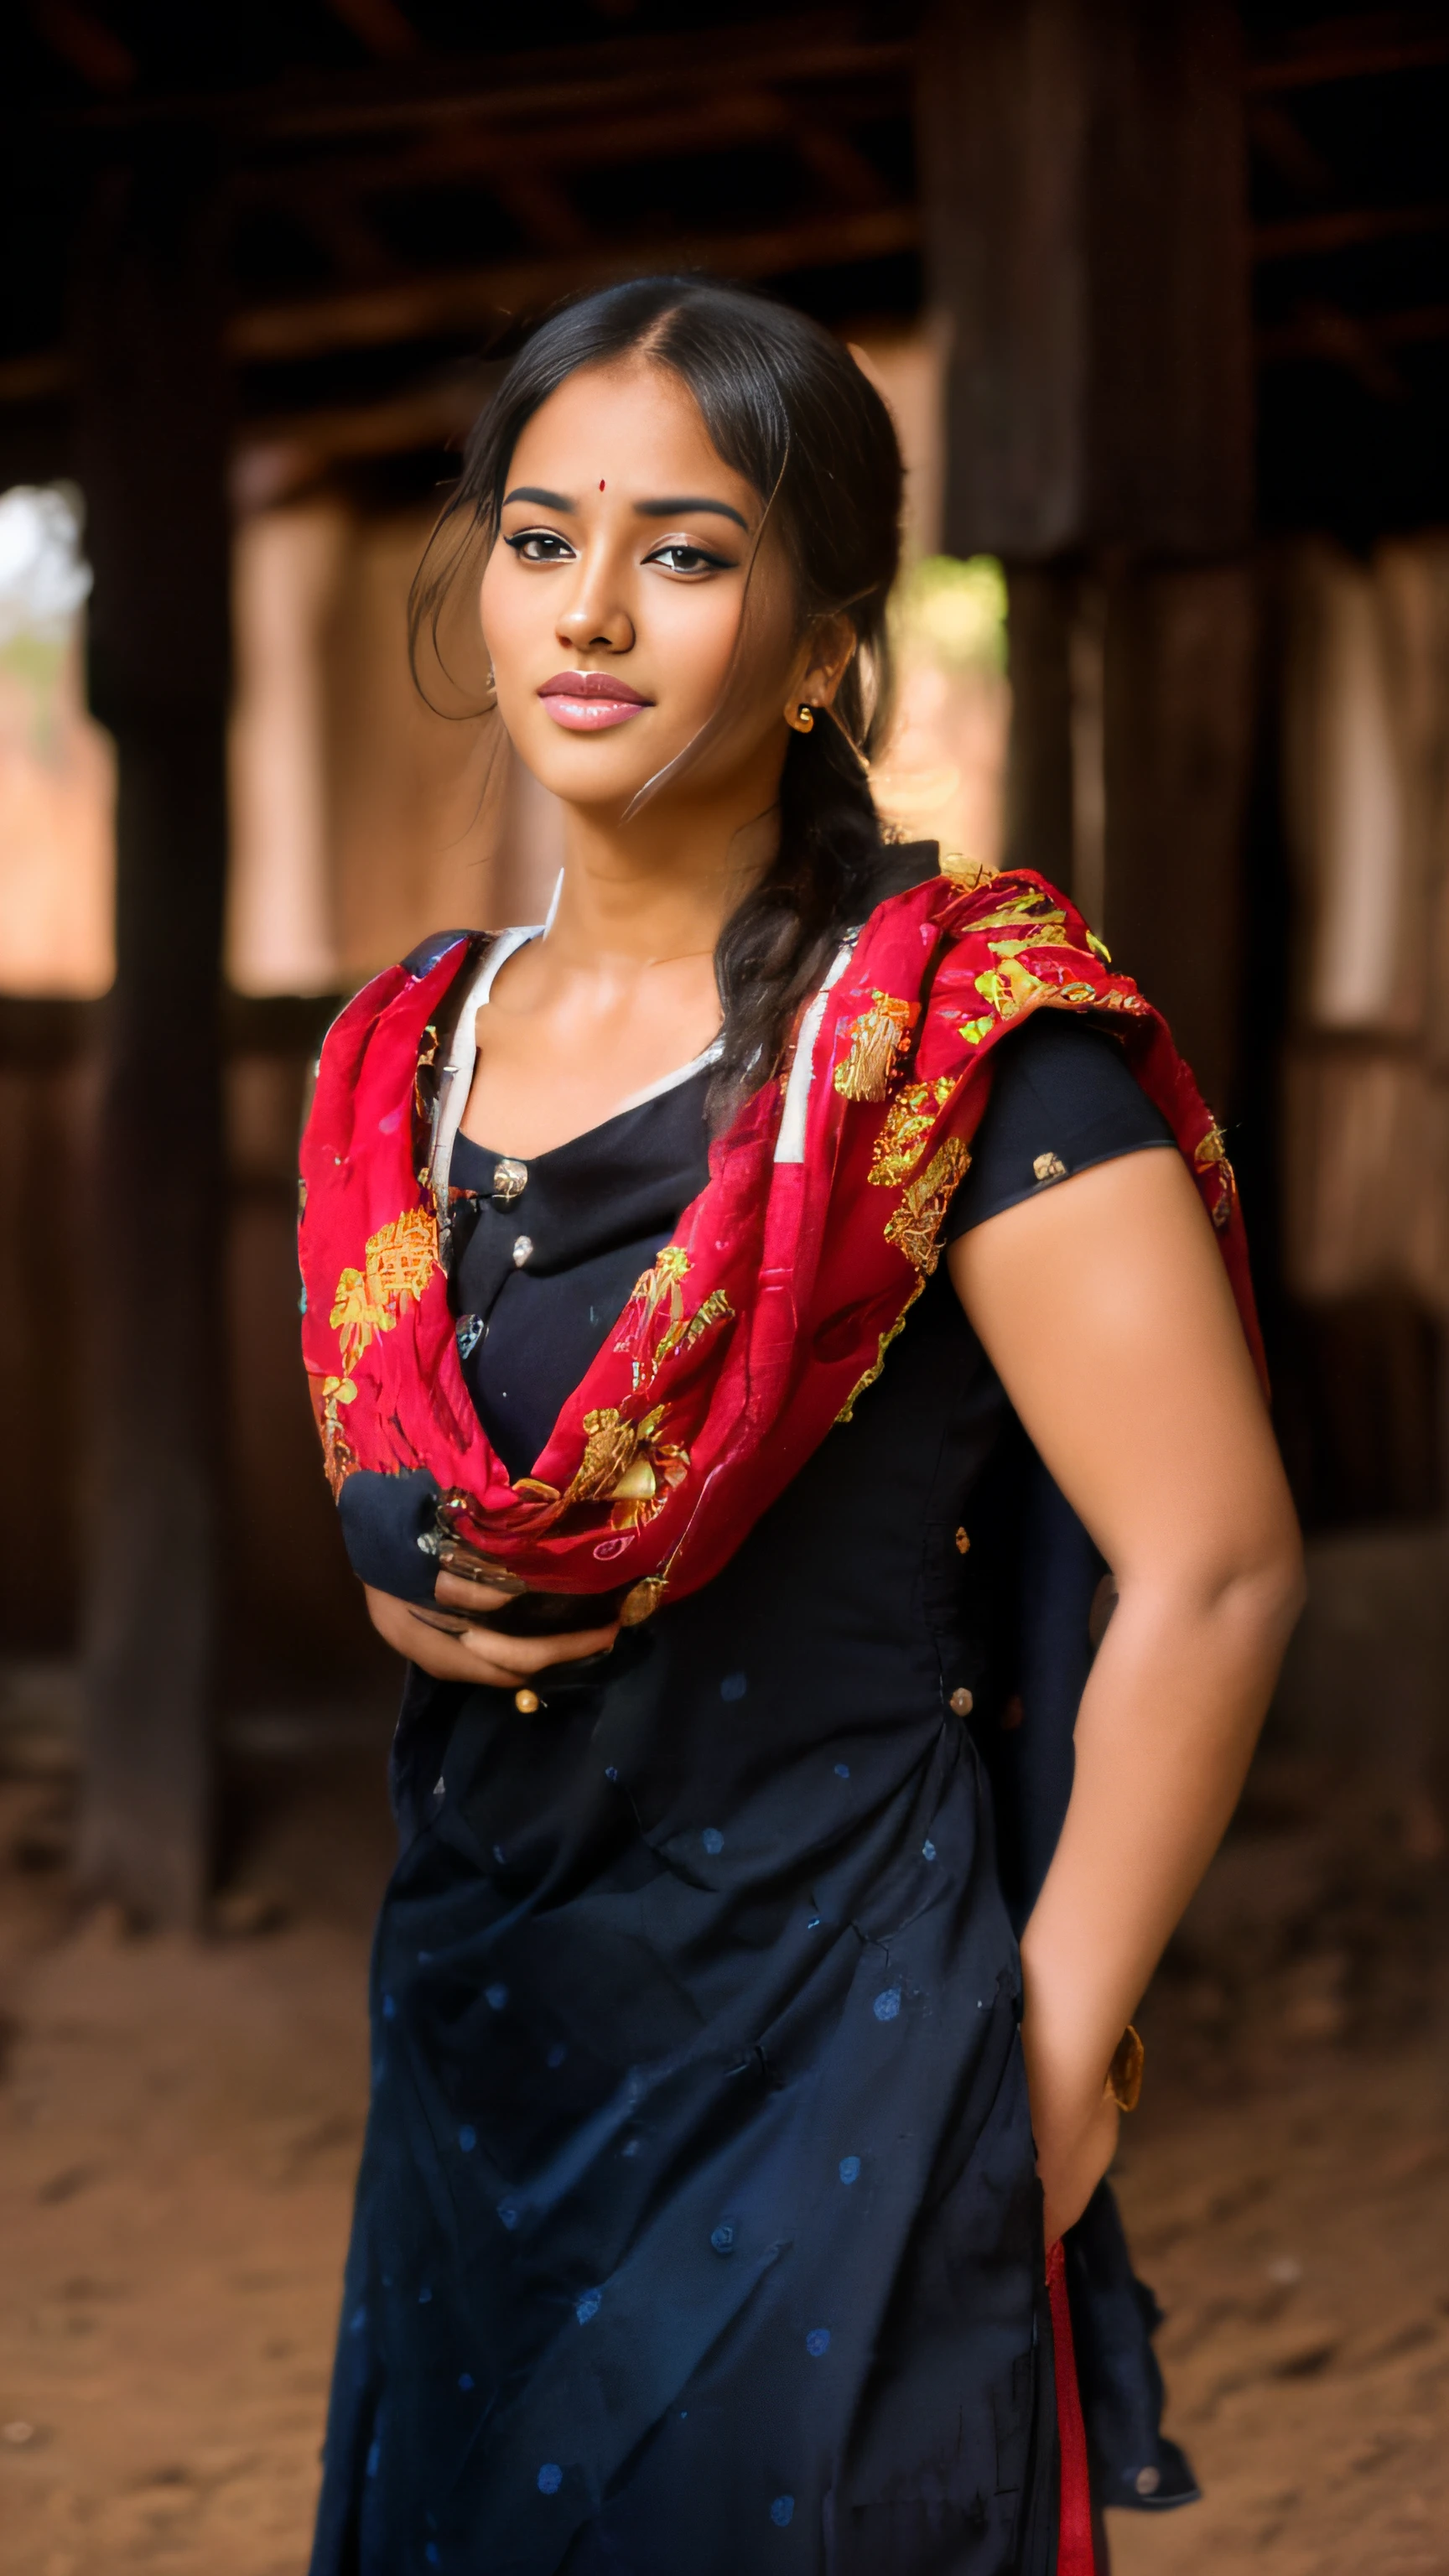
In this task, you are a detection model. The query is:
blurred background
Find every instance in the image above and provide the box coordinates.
[0,6,1446,2573]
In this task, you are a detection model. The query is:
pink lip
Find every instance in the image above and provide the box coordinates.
[538,670,652,731]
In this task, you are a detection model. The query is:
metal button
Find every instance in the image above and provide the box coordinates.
[1135,2467,1161,2498]
[949,1686,974,1717]
[512,1233,533,1267]
[514,1688,539,1716]
[1032,1150,1068,1184]
[492,1156,527,1206]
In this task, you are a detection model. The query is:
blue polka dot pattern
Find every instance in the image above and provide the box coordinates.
[538,2462,564,2495]
[771,2495,795,2527]
[546,2042,567,2069]
[834,1762,850,1779]
[458,2126,477,2153]
[922,1839,937,1862]
[498,2204,519,2229]
[381,1992,397,2018]
[485,1982,509,2012]
[709,2221,735,2254]
[425,2545,439,2566]
[575,2289,602,2324]
[459,2371,474,2392]
[701,1827,724,1855]
[348,2305,366,2335]
[604,1765,619,1783]
[806,2327,831,2356]
[719,1672,748,1701]
[366,2439,380,2478]
[873,1987,902,2023]
[418,2285,433,2303]
[839,2154,861,2184]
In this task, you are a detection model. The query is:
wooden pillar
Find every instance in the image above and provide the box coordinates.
[918,0,1256,1109]
[72,148,231,1927]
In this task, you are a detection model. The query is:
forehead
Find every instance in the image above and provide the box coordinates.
[506,359,759,513]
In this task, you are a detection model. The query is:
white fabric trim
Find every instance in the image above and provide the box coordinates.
[773,937,855,1166]
[612,1035,724,1118]
[430,923,542,1205]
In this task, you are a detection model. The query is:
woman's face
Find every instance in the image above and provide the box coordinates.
[479,358,812,817]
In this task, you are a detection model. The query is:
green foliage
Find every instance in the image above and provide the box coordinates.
[894,554,1008,677]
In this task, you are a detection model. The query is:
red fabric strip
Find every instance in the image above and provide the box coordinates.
[1047,2236,1098,2576]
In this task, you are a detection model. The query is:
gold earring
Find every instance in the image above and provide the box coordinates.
[793,703,816,732]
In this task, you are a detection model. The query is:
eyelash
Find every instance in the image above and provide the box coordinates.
[502,530,734,575]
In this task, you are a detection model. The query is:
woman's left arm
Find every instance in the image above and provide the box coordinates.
[948,1146,1305,2242]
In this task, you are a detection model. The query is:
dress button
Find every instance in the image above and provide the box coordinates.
[1135,2466,1161,2498]
[949,1685,974,1717]
[514,1688,540,1716]
[492,1156,527,1206]
[512,1233,533,1267]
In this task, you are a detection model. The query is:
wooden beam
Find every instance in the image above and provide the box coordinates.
[919,0,1252,560]
[1257,298,1449,371]
[1254,201,1449,261]
[1245,8,1449,91]
[319,0,421,63]
[226,204,921,362]
[72,145,231,1929]
[29,0,135,91]
[236,82,844,200]
[59,16,911,141]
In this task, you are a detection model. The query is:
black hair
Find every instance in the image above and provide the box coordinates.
[409,274,905,1124]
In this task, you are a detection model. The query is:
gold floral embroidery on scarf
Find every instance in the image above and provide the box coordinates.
[974,892,1070,939]
[615,1247,733,1392]
[330,1206,439,1368]
[834,1278,925,1424]
[319,1373,357,1495]
[868,1077,955,1188]
[834,993,917,1103]
[1193,1120,1236,1230]
[971,957,1047,1023]
[938,850,997,892]
[558,1404,690,1529]
[884,1136,971,1273]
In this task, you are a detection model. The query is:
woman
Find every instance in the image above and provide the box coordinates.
[300,278,1303,2576]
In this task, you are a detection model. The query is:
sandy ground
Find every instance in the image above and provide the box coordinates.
[0,1704,1446,2576]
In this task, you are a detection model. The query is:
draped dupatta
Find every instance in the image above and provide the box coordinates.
[299,864,1262,1615]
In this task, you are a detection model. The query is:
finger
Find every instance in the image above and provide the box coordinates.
[458,1622,621,1681]
[406,1604,474,1639]
[434,1570,520,1617]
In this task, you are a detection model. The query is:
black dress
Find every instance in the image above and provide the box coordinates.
[314,1003,1191,2576]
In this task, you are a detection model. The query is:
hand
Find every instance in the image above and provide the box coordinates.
[1031,2078,1120,2246]
[363,1573,619,1690]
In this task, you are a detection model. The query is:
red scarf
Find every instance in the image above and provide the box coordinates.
[299,865,1261,1620]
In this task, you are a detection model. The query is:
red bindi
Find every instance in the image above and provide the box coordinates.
[600,479,605,491]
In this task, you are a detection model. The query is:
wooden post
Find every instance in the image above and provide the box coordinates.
[72,148,231,1928]
[918,0,1256,1105]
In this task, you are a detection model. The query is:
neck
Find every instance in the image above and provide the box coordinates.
[542,780,779,971]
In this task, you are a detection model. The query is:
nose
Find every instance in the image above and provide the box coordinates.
[556,561,634,657]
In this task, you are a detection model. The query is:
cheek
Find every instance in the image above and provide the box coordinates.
[479,558,528,667]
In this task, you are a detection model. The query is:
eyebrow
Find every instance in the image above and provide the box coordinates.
[501,486,750,532]
[636,496,750,531]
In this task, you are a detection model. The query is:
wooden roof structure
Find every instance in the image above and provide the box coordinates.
[3,3,1448,532]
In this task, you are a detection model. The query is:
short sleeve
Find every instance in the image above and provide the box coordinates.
[946,1011,1174,1241]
